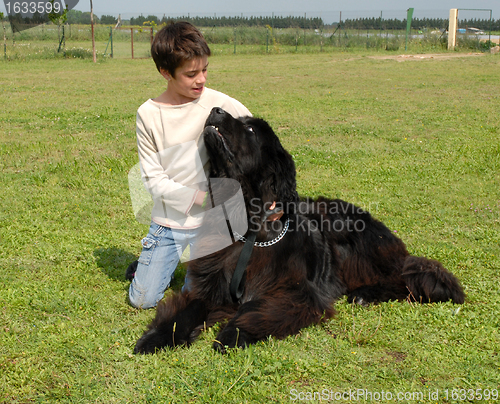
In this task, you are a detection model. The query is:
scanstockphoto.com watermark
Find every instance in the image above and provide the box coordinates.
[290,388,499,402]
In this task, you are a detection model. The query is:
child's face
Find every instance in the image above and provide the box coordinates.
[162,56,208,104]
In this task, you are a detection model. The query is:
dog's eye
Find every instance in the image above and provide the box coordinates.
[246,126,255,133]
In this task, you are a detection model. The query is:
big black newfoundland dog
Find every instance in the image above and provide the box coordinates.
[134,107,464,354]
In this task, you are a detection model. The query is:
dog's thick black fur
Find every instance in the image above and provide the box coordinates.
[134,107,465,354]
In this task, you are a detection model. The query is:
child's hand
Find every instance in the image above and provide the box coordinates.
[194,191,208,207]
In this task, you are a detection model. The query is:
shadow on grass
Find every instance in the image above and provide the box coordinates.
[93,247,137,282]
[93,247,188,291]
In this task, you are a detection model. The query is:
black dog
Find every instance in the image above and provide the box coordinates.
[134,107,464,354]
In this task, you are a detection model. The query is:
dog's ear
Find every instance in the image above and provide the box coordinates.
[269,146,299,205]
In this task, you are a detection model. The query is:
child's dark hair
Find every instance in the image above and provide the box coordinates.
[151,22,211,77]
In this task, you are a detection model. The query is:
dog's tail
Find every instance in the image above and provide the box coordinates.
[401,256,465,304]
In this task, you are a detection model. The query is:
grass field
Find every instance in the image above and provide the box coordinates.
[1,51,499,403]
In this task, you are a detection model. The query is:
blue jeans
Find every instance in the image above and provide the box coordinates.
[128,222,198,309]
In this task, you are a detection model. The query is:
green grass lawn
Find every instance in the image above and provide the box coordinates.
[0,52,499,403]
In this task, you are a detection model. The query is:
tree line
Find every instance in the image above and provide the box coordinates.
[4,10,499,31]
[129,15,324,29]
[342,17,500,31]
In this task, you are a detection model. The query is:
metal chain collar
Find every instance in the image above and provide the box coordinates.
[233,217,290,247]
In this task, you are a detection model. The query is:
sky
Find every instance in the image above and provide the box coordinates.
[75,0,498,22]
[1,0,498,23]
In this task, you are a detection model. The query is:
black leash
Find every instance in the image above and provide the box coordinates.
[229,206,283,303]
[229,230,257,302]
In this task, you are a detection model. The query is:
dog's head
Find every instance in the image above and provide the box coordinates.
[203,108,299,217]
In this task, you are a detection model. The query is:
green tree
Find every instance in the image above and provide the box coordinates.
[47,0,68,52]
[145,15,159,25]
[130,15,147,26]
[47,0,68,26]
[101,15,117,25]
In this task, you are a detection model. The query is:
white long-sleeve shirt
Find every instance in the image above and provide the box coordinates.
[136,87,251,229]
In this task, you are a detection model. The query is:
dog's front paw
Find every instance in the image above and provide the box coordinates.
[134,323,188,354]
[134,328,170,354]
[212,339,228,354]
[348,295,370,307]
[212,326,256,353]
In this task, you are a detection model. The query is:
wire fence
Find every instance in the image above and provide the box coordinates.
[1,9,499,60]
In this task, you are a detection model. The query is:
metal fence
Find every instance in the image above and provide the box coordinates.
[1,9,498,60]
